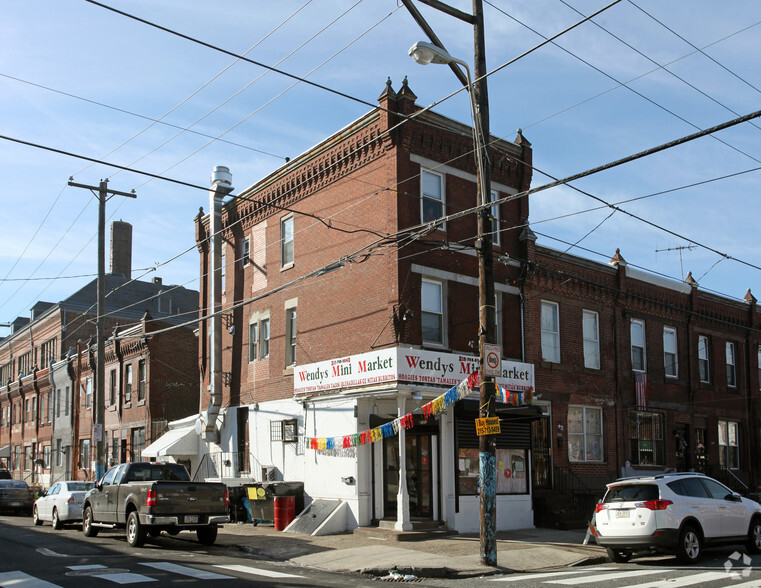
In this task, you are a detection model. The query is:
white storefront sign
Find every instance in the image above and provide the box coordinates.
[293,347,533,395]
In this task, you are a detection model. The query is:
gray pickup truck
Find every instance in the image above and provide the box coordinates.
[81,462,228,547]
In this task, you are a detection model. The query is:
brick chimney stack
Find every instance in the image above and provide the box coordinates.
[110,220,132,279]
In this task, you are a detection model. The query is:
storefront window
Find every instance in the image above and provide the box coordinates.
[458,448,528,495]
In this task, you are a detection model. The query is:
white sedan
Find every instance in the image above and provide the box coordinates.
[33,481,94,529]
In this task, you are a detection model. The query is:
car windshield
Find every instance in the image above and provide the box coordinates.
[604,484,658,503]
[67,482,94,492]
[0,480,29,489]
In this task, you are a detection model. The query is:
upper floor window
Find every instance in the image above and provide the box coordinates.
[138,360,146,402]
[249,322,259,363]
[726,341,737,388]
[281,215,294,267]
[541,301,560,363]
[421,279,444,345]
[489,190,500,246]
[109,369,117,405]
[630,319,646,372]
[242,236,251,267]
[582,310,599,369]
[663,327,678,378]
[0,362,11,385]
[285,306,297,366]
[40,338,57,368]
[698,335,711,383]
[17,351,33,377]
[85,377,92,409]
[421,169,444,224]
[124,364,133,404]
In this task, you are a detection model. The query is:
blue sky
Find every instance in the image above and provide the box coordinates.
[2,0,760,335]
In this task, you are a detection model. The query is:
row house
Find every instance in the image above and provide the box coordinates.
[181,77,761,533]
[0,221,201,487]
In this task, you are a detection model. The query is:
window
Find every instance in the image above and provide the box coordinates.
[718,420,739,469]
[64,386,69,416]
[663,327,678,378]
[421,279,444,345]
[541,301,560,363]
[489,190,500,245]
[25,398,30,422]
[698,335,711,383]
[281,215,294,267]
[40,338,57,368]
[131,427,146,462]
[138,360,146,401]
[85,377,92,409]
[55,438,62,467]
[124,364,132,403]
[568,406,603,461]
[43,445,50,469]
[242,236,251,267]
[109,369,117,405]
[220,246,226,293]
[79,439,91,469]
[0,362,11,384]
[631,319,646,372]
[285,307,297,366]
[582,310,600,369]
[17,351,33,377]
[249,322,258,362]
[726,342,737,388]
[260,318,270,359]
[629,411,664,466]
[421,169,444,223]
[271,419,298,443]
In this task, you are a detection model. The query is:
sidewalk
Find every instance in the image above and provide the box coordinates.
[213,522,608,579]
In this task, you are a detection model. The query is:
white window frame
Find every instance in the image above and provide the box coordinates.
[541,301,560,363]
[281,215,294,268]
[567,405,603,462]
[582,310,600,370]
[260,318,270,359]
[631,319,646,372]
[421,278,445,346]
[698,335,711,383]
[285,300,297,367]
[242,236,251,267]
[718,420,739,469]
[421,169,445,225]
[663,327,678,378]
[489,190,500,246]
[726,341,737,388]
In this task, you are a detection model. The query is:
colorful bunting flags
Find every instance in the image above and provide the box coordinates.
[305,372,534,451]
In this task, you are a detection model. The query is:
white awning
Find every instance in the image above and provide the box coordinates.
[0,445,10,459]
[142,426,197,459]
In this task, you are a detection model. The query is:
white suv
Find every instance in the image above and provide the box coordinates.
[594,472,761,564]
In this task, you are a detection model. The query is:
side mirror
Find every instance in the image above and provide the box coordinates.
[727,493,742,502]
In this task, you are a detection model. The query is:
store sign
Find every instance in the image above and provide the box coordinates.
[293,347,534,396]
[475,417,501,436]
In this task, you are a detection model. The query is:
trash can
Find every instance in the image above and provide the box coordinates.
[274,495,295,531]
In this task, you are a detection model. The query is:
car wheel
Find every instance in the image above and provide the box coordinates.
[33,506,43,526]
[676,524,701,564]
[126,511,146,547]
[747,518,761,554]
[606,547,633,563]
[82,506,99,537]
[52,508,62,530]
[196,524,218,545]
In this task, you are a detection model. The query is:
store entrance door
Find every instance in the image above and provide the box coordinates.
[383,432,434,519]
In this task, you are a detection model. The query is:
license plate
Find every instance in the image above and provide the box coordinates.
[615,510,630,518]
[10,502,21,507]
[184,515,199,524]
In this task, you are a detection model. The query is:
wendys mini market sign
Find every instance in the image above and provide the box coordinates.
[293,347,533,396]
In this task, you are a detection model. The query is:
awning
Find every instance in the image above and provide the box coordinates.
[0,445,10,459]
[142,426,197,459]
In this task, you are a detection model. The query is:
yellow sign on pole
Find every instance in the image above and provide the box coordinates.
[475,416,501,436]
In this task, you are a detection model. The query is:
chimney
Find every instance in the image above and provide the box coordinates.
[110,220,132,279]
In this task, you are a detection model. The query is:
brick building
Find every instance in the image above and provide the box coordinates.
[184,78,760,533]
[0,221,200,487]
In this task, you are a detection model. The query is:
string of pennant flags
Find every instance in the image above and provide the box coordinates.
[306,370,535,451]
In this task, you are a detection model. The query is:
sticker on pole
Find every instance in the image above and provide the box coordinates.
[475,417,501,436]
[483,343,502,377]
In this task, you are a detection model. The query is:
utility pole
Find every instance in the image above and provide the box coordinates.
[68,179,135,480]
[404,0,497,566]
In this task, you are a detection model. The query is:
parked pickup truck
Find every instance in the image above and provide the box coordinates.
[81,462,228,547]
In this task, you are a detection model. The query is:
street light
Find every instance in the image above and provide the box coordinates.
[409,40,498,566]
